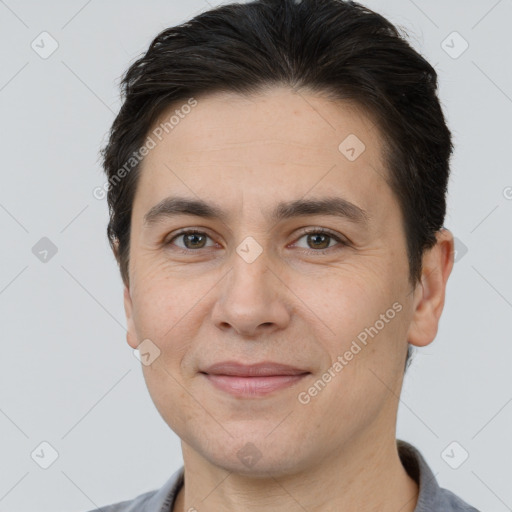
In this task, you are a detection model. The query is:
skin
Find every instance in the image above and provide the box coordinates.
[122,86,454,512]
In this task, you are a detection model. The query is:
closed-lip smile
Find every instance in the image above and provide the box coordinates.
[200,361,310,398]
[201,360,310,377]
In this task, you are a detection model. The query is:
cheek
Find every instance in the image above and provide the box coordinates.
[292,263,390,332]
[130,261,220,387]
[294,262,408,375]
[130,259,207,337]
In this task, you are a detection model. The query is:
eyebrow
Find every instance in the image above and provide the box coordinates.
[143,195,370,228]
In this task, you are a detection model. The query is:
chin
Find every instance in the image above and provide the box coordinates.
[195,435,312,478]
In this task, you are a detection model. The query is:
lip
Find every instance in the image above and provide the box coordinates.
[201,361,309,377]
[203,374,309,397]
[200,361,310,398]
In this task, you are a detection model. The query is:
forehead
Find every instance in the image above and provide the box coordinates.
[134,86,393,225]
[147,87,383,158]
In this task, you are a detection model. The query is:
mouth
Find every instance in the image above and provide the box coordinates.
[199,361,310,398]
[201,373,309,397]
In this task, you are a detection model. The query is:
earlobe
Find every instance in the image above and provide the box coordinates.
[112,239,120,263]
[123,285,139,349]
[406,228,455,348]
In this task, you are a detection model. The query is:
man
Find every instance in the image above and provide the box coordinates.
[89,0,479,510]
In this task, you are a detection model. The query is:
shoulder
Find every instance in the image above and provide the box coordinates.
[83,489,156,512]
[397,440,480,512]
[81,466,184,512]
[435,486,481,512]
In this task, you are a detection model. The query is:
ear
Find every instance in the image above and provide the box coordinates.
[112,239,120,262]
[123,285,139,350]
[406,228,455,347]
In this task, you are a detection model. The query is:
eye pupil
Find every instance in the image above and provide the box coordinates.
[184,233,206,249]
[308,233,330,249]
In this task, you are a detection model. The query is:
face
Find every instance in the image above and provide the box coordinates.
[123,86,428,476]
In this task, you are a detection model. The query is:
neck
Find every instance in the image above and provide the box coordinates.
[173,435,418,512]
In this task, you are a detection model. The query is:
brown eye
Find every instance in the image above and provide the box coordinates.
[293,228,347,253]
[306,233,331,250]
[168,230,215,250]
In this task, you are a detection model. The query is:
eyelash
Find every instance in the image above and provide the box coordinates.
[165,227,348,255]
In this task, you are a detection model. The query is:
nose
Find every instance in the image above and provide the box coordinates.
[210,247,291,338]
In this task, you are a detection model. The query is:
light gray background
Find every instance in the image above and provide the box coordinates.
[0,0,511,511]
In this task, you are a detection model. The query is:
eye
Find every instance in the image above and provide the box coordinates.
[292,228,347,253]
[167,229,216,250]
[165,227,348,254]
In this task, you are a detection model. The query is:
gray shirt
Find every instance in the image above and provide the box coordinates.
[86,440,480,511]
